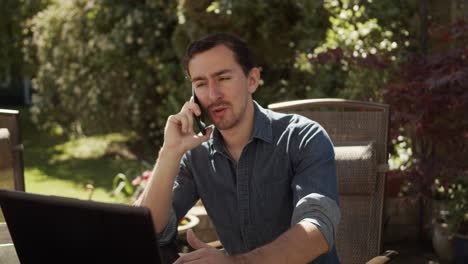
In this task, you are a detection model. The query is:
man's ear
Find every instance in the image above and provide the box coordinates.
[247,67,261,94]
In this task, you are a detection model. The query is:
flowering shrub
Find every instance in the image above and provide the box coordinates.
[112,170,152,203]
[433,177,468,236]
[130,170,151,202]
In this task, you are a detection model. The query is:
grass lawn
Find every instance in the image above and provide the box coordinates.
[12,106,151,204]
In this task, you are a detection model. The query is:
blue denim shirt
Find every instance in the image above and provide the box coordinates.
[159,102,340,263]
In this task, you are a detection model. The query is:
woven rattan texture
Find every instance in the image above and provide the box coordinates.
[270,101,389,264]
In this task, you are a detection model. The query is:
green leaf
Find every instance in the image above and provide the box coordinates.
[206,1,220,13]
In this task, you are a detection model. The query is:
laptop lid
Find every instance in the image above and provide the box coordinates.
[0,189,162,264]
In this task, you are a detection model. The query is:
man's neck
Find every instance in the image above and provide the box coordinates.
[219,101,255,161]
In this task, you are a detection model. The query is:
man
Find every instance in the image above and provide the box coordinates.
[136,32,340,263]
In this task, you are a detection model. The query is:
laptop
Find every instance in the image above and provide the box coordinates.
[0,189,163,264]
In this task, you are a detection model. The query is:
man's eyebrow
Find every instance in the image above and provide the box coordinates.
[191,69,233,82]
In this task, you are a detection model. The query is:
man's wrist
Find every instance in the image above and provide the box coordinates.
[158,146,185,161]
[231,249,265,264]
[231,254,250,264]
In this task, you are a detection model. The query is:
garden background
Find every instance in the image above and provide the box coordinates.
[0,0,467,260]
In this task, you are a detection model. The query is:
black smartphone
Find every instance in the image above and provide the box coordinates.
[192,87,206,135]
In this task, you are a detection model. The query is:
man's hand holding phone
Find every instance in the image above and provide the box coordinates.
[162,97,212,157]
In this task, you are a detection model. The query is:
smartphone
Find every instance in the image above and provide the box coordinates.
[192,87,207,135]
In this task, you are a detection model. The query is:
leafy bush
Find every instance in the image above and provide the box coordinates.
[26,0,418,159]
[0,0,50,90]
[381,20,468,195]
[445,177,468,236]
[172,0,330,105]
[28,0,183,152]
[298,0,415,101]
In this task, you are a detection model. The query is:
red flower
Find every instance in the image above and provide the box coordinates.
[142,170,152,180]
[132,176,142,186]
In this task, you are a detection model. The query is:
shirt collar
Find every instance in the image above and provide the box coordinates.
[209,101,273,156]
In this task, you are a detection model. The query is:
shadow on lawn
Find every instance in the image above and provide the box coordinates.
[16,106,145,192]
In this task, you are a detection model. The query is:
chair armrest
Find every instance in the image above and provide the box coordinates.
[366,250,399,264]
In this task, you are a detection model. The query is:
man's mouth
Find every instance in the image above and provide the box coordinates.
[210,106,228,117]
[208,102,230,118]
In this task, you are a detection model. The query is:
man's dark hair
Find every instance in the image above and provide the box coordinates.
[183,32,255,77]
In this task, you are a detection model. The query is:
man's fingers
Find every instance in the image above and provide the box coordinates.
[168,114,187,133]
[184,100,202,116]
[187,229,210,250]
[174,248,206,264]
[182,101,204,134]
[168,113,193,134]
[195,126,212,138]
[184,111,194,134]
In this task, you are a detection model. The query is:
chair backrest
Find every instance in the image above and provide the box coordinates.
[0,109,24,192]
[268,98,389,264]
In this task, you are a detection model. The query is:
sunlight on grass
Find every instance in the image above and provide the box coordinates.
[50,133,132,162]
[25,168,128,203]
[11,106,148,204]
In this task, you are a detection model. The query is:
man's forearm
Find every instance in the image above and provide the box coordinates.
[137,147,183,233]
[238,221,329,264]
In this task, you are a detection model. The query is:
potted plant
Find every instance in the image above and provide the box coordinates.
[444,176,468,263]
[431,177,455,263]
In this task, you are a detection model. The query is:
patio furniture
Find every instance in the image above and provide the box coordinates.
[0,109,24,229]
[268,98,395,264]
[0,109,24,192]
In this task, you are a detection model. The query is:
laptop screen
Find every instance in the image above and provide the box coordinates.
[0,189,162,264]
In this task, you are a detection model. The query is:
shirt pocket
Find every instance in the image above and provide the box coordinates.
[254,148,292,216]
[260,177,292,217]
[256,177,293,243]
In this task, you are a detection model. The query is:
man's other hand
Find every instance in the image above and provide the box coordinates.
[174,229,240,264]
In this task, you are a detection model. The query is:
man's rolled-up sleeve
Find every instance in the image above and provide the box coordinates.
[156,152,200,245]
[291,193,340,250]
[290,121,340,250]
[156,207,178,246]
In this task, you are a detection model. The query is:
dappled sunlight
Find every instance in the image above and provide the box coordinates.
[1,1,465,262]
[25,167,129,203]
[49,133,133,162]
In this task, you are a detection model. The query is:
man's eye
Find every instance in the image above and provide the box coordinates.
[219,76,231,81]
[196,83,206,88]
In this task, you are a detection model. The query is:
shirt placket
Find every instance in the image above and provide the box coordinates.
[236,145,255,251]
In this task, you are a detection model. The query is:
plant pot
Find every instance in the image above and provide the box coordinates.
[432,222,454,263]
[384,195,420,243]
[453,234,468,264]
[421,195,434,242]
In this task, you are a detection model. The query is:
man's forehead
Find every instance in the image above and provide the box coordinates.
[190,69,234,82]
[188,45,239,76]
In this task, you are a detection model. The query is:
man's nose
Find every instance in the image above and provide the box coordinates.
[208,79,222,101]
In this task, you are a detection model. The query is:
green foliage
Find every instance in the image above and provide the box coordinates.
[299,0,417,101]
[446,177,468,236]
[433,176,468,236]
[24,0,419,157]
[28,0,182,150]
[11,106,137,203]
[173,0,330,105]
[0,0,49,85]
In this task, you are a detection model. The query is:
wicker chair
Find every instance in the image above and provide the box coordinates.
[268,98,396,264]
